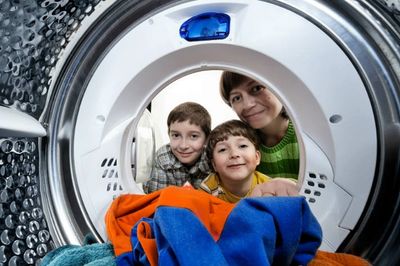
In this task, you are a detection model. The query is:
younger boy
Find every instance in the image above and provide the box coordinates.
[199,119,298,203]
[143,102,211,193]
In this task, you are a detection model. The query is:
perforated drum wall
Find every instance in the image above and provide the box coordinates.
[0,1,103,264]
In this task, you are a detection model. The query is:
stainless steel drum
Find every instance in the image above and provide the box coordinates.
[0,1,399,265]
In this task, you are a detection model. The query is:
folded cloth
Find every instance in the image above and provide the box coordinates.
[310,250,371,266]
[41,242,116,266]
[105,186,322,266]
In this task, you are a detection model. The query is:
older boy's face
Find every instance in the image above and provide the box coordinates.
[212,135,260,184]
[229,78,283,130]
[169,120,206,166]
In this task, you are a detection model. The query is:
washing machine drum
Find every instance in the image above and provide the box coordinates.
[0,0,400,265]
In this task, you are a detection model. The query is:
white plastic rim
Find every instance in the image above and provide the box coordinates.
[72,0,377,251]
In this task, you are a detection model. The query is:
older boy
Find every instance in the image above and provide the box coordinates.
[199,119,298,203]
[143,102,211,193]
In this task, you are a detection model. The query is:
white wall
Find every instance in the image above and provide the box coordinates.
[151,70,238,147]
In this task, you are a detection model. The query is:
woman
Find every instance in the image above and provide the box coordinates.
[219,71,299,180]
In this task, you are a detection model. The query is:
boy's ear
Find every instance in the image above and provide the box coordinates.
[211,159,217,171]
[256,150,261,166]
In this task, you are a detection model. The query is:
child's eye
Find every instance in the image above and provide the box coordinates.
[190,134,199,140]
[170,133,180,139]
[217,148,226,153]
[239,144,248,149]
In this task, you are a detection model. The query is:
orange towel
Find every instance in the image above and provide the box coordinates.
[309,250,371,266]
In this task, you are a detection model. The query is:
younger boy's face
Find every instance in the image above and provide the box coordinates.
[169,120,207,166]
[212,135,260,184]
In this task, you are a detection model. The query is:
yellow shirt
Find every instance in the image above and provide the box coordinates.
[198,171,270,203]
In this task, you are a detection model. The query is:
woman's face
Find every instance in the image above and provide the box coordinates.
[229,78,283,129]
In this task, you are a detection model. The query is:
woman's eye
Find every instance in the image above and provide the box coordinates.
[230,95,240,103]
[251,85,264,93]
[239,144,248,149]
[191,135,199,139]
[217,148,226,153]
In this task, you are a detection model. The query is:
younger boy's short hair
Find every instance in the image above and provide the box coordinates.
[206,119,260,160]
[219,71,289,119]
[167,102,211,137]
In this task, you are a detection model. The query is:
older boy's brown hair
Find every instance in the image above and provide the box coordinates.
[167,102,211,137]
[220,71,289,119]
[206,119,260,160]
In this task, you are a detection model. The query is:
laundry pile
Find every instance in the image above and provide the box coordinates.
[42,186,370,266]
[106,186,321,265]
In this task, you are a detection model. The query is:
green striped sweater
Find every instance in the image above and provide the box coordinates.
[256,121,299,180]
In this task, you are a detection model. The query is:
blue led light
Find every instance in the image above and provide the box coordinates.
[179,12,230,41]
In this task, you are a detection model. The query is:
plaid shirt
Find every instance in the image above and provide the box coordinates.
[142,144,211,193]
